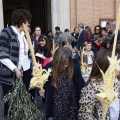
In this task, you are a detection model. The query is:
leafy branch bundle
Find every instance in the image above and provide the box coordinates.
[4,77,42,120]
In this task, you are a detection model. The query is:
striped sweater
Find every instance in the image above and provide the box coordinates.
[0,26,32,67]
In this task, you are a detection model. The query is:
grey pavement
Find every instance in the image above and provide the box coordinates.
[0,84,4,120]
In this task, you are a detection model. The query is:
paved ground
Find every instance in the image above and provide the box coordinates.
[0,84,46,120]
[0,84,4,120]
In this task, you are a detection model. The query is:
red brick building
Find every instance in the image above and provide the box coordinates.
[1,0,120,33]
[70,0,120,32]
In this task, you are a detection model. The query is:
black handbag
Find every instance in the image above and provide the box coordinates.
[0,64,14,78]
[0,37,15,85]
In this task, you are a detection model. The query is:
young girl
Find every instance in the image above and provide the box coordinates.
[40,47,80,120]
[42,43,59,67]
[35,35,51,64]
[52,47,77,120]
[82,42,94,82]
[78,49,120,120]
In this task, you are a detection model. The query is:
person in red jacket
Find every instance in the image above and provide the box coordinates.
[95,27,112,50]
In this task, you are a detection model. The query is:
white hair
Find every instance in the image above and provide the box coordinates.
[78,23,84,29]
[111,21,116,28]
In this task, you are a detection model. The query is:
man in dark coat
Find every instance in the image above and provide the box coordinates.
[77,23,88,50]
[106,21,113,35]
[47,30,54,44]
[55,26,62,41]
[110,21,120,46]
[71,27,79,48]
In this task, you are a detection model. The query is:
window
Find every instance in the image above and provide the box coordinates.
[99,18,115,27]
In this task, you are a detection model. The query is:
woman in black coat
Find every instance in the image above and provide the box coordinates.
[91,25,102,54]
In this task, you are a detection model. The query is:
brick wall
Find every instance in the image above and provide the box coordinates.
[70,0,77,32]
[116,0,120,17]
[70,0,119,32]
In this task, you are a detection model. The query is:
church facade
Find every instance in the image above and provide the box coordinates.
[70,0,120,32]
[0,0,120,34]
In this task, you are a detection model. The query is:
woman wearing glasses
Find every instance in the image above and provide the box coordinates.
[91,25,102,54]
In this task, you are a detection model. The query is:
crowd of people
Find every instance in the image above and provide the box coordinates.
[0,8,120,120]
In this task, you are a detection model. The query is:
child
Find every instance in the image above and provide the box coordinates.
[82,42,94,82]
[52,47,77,120]
[40,47,81,120]
[35,35,51,64]
[42,43,59,67]
[78,49,120,119]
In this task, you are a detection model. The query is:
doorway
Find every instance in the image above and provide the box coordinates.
[3,0,51,34]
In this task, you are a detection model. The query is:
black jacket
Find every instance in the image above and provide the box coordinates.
[110,30,120,45]
[71,33,79,48]
[108,30,113,35]
[78,30,88,49]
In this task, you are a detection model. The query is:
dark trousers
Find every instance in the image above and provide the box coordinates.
[1,83,13,118]
[2,68,35,118]
[22,68,35,99]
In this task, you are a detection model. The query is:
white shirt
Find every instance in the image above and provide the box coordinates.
[109,98,119,120]
[87,56,93,64]
[112,31,115,36]
[78,29,83,39]
[83,51,94,64]
[0,26,30,71]
[109,78,120,120]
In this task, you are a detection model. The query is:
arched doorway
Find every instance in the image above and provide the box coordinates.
[3,0,51,34]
